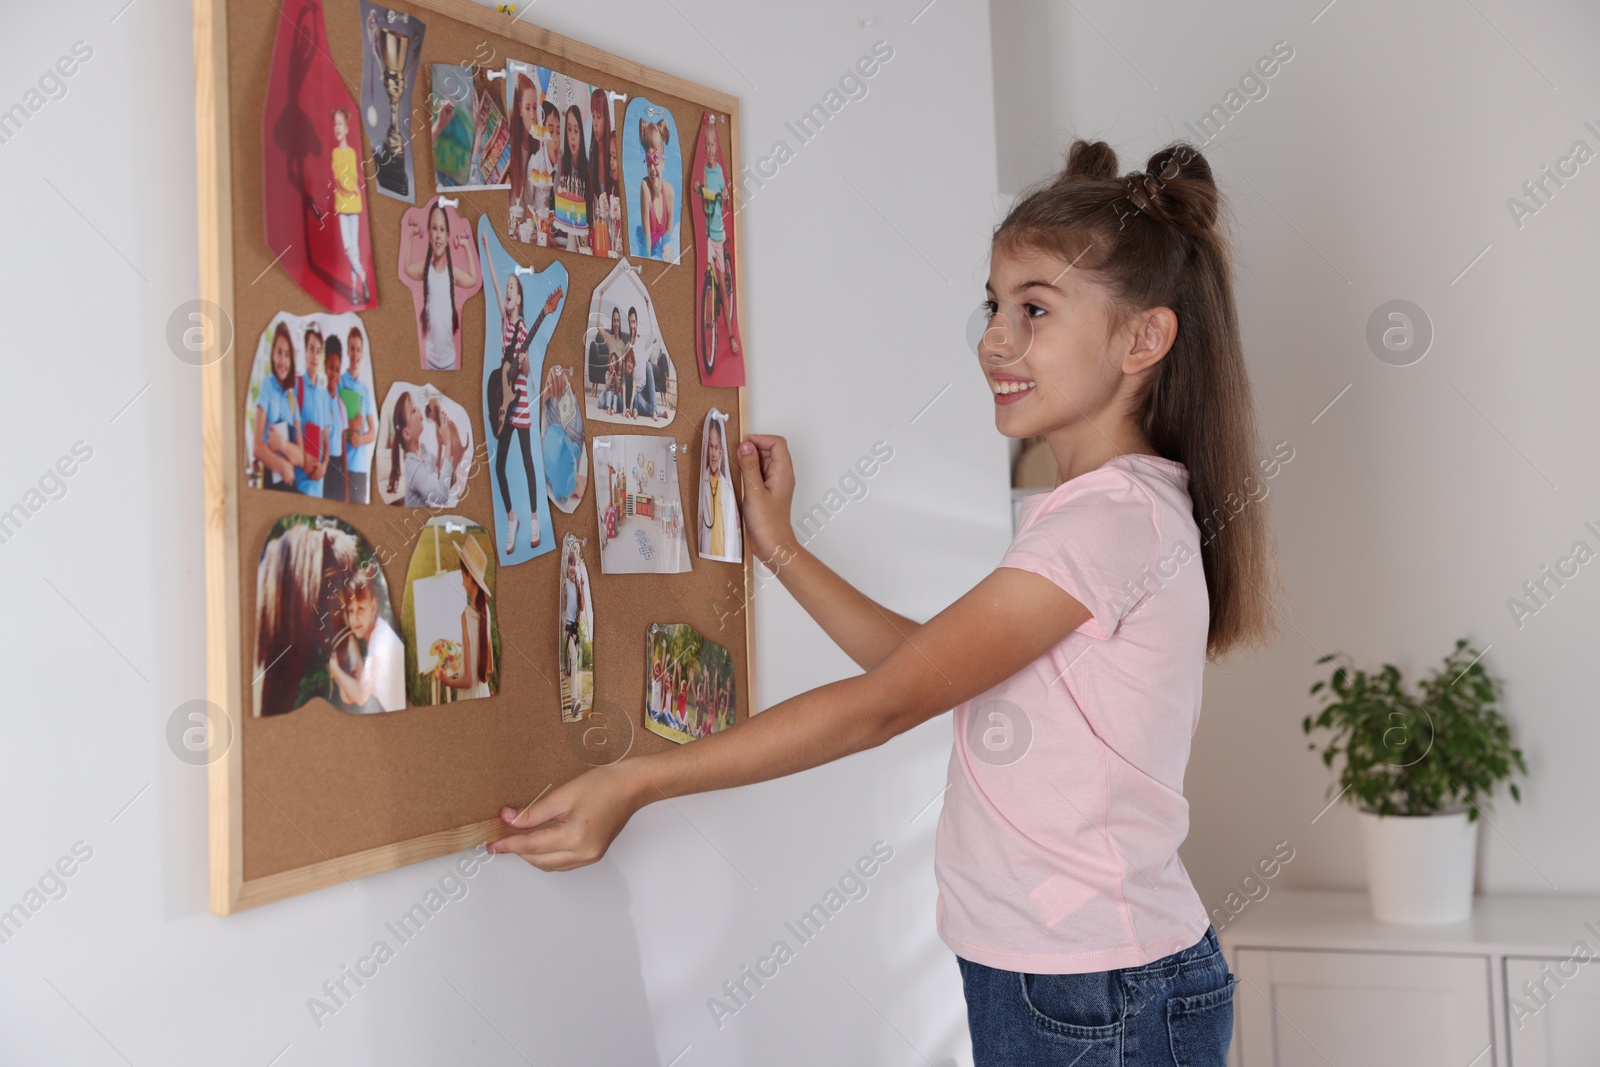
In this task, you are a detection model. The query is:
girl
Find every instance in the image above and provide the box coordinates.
[508,73,547,219]
[328,563,404,713]
[252,321,304,491]
[490,139,1278,1065]
[404,200,480,371]
[638,117,675,260]
[553,104,594,253]
[387,389,451,507]
[330,108,369,303]
[698,415,742,561]
[692,117,740,356]
[481,232,563,553]
[561,548,585,719]
[588,86,619,258]
[438,537,494,700]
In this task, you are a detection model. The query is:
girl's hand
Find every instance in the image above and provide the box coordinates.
[489,762,648,871]
[734,433,798,564]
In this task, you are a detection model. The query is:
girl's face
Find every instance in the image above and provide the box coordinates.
[565,112,581,158]
[611,309,622,334]
[333,112,348,141]
[646,131,663,177]
[402,395,423,447]
[347,334,363,375]
[518,87,539,135]
[705,121,719,160]
[271,333,293,382]
[429,207,449,259]
[345,590,376,641]
[979,242,1155,443]
[506,275,523,318]
[706,428,722,473]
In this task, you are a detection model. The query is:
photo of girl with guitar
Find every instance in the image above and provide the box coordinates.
[479,217,565,565]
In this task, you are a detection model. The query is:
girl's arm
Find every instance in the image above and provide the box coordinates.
[452,230,481,289]
[251,405,299,480]
[401,219,427,280]
[329,651,374,708]
[481,232,502,306]
[492,565,1092,869]
[733,434,918,670]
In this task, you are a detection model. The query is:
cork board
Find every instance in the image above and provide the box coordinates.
[195,0,754,913]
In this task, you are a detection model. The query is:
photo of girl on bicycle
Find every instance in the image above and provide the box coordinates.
[690,112,745,387]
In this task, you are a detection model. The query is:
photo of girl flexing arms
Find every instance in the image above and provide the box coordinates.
[490,140,1276,1067]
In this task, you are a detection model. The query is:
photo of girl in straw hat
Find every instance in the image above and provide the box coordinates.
[401,516,499,705]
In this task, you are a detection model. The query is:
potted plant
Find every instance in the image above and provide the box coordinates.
[1303,639,1528,924]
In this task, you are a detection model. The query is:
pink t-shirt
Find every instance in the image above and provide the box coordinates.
[934,453,1213,974]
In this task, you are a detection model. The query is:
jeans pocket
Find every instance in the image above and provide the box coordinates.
[1018,970,1123,1047]
[1166,971,1236,1067]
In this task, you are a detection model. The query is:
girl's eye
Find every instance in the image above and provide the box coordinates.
[979,300,999,318]
[1024,303,1046,319]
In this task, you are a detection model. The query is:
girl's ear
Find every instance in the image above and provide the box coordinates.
[1124,307,1177,375]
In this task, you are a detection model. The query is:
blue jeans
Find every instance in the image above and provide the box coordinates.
[633,362,659,417]
[957,925,1235,1066]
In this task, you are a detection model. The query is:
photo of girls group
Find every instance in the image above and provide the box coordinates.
[251,6,745,736]
[505,61,624,256]
[645,622,736,744]
[245,311,379,504]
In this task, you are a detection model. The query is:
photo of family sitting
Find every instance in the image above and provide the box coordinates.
[244,311,379,504]
[252,515,404,718]
[593,434,691,575]
[401,516,499,706]
[558,534,594,722]
[644,622,737,744]
[504,60,623,257]
[375,382,474,508]
[583,258,678,427]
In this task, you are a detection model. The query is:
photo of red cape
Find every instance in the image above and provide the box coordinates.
[688,112,745,387]
[262,0,378,313]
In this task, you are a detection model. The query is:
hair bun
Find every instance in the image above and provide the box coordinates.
[1125,142,1218,238]
[1063,139,1120,182]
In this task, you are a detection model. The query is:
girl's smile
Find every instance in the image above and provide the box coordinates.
[989,372,1036,403]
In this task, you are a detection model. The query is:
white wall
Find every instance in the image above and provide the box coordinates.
[0,1,1002,1064]
[991,0,1600,916]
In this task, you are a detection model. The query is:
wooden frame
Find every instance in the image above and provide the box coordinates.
[194,0,756,914]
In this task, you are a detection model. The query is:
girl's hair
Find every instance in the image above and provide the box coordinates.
[509,74,539,201]
[270,322,295,389]
[589,87,615,197]
[420,202,460,340]
[387,389,417,495]
[995,139,1277,658]
[638,118,669,151]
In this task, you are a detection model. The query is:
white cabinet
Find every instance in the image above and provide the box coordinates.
[1219,890,1600,1067]
[1505,955,1600,1065]
[1235,948,1491,1066]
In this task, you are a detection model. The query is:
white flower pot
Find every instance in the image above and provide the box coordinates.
[1357,810,1478,924]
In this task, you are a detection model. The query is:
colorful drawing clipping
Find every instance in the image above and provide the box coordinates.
[402,517,499,705]
[540,364,587,513]
[623,97,682,262]
[359,1,425,202]
[376,383,474,508]
[593,434,691,575]
[398,195,483,370]
[479,216,563,564]
[429,62,512,190]
[690,112,745,385]
[262,0,377,311]
[582,257,678,427]
[697,407,743,564]
[253,515,403,717]
[503,60,624,256]
[558,534,595,722]
[244,311,379,504]
[645,622,737,744]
